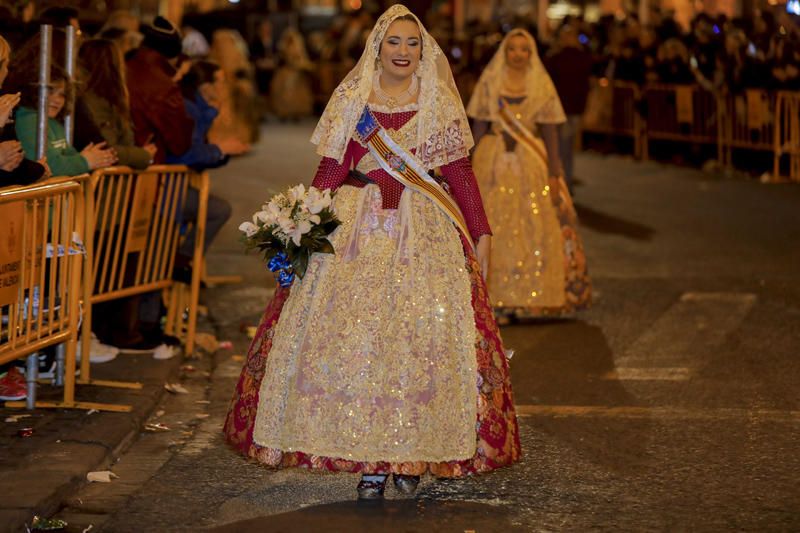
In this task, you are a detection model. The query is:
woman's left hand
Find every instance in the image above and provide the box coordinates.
[476,234,491,281]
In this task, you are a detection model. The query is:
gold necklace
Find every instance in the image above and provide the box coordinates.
[373,71,418,109]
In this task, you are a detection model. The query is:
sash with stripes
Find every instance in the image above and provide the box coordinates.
[497,99,549,168]
[354,106,474,248]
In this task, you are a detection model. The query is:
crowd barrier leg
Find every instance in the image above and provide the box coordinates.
[77,173,142,397]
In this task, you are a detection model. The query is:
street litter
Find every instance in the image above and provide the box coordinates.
[86,471,118,483]
[195,413,210,419]
[86,409,99,415]
[29,515,68,531]
[219,341,233,350]
[180,364,197,372]
[154,410,165,417]
[196,332,219,353]
[82,525,94,533]
[231,355,245,362]
[246,326,257,338]
[164,383,189,394]
[144,422,171,432]
[17,427,34,437]
[5,414,31,423]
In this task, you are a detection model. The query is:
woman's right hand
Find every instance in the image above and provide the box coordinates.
[81,142,119,170]
[143,143,158,162]
[0,93,21,128]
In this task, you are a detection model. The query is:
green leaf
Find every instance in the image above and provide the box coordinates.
[317,239,335,255]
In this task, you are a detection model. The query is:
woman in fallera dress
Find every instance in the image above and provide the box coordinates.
[467,29,591,321]
[224,5,520,499]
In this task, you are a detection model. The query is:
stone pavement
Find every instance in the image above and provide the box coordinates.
[0,348,185,532]
[2,120,800,531]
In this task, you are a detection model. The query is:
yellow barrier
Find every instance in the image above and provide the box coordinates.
[642,83,723,162]
[581,80,800,183]
[0,176,128,411]
[773,92,800,182]
[582,78,644,158]
[79,165,206,394]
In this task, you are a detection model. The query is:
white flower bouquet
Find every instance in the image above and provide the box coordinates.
[239,184,340,286]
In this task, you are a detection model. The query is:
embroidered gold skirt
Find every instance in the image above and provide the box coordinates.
[472,133,591,315]
[225,185,521,476]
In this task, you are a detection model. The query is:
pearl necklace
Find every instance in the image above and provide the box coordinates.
[372,70,418,109]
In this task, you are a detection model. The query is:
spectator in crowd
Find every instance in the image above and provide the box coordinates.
[688,14,721,82]
[768,32,800,90]
[208,28,259,144]
[98,9,142,59]
[655,38,695,84]
[78,38,156,169]
[38,5,79,29]
[181,25,210,58]
[126,16,193,163]
[168,59,248,169]
[167,59,244,282]
[546,24,593,192]
[250,18,276,97]
[270,27,315,120]
[14,64,117,177]
[0,33,46,187]
[6,28,106,151]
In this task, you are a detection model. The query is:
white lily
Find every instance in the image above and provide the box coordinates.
[289,219,312,246]
[305,187,332,214]
[239,221,259,237]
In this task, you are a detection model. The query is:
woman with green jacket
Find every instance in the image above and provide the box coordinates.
[14,65,117,177]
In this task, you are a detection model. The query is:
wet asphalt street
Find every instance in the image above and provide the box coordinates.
[55,121,800,532]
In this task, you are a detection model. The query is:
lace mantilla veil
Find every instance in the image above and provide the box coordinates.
[466,28,565,124]
[311,4,474,170]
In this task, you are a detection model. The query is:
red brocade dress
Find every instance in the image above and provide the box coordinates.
[223,106,521,477]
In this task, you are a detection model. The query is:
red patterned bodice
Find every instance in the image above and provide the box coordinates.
[311,110,492,241]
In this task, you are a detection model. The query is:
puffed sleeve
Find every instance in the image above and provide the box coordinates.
[439,157,492,241]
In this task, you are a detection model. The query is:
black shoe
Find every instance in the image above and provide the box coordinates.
[392,474,420,495]
[357,475,387,500]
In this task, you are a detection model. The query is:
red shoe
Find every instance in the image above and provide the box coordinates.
[0,367,27,401]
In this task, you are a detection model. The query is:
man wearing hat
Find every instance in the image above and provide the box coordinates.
[126,16,193,162]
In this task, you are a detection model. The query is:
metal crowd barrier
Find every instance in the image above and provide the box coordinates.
[641,83,722,161]
[581,79,800,182]
[581,78,643,158]
[773,92,800,182]
[0,176,107,410]
[79,165,206,394]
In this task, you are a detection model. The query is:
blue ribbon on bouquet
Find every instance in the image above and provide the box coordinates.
[267,252,295,287]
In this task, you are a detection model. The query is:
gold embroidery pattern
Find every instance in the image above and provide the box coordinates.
[252,185,477,463]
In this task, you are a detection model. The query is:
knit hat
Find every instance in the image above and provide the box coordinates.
[141,16,182,58]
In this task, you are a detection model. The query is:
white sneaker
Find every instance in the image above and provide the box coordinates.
[152,344,180,360]
[77,334,119,364]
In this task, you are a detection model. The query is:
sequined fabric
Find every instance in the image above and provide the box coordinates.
[471,97,591,314]
[223,186,521,475]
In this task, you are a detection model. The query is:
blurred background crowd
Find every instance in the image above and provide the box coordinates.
[0,0,798,190]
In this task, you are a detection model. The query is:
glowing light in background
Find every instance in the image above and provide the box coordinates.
[349,0,362,9]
